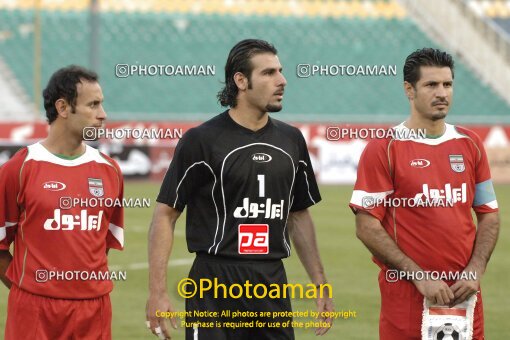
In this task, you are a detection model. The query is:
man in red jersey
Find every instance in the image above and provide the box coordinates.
[350,48,500,340]
[0,65,124,340]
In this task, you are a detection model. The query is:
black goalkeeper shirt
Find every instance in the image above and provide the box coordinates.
[157,110,321,260]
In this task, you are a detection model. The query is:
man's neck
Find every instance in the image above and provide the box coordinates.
[228,105,268,132]
[41,126,85,157]
[404,115,446,137]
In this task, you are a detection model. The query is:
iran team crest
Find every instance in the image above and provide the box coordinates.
[88,178,104,197]
[449,155,465,173]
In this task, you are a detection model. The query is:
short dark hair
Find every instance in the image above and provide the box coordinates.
[43,65,99,124]
[217,39,278,107]
[403,48,454,87]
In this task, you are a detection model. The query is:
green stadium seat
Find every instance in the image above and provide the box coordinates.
[0,7,508,122]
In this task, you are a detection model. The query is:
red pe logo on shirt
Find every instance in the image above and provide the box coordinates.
[238,224,269,254]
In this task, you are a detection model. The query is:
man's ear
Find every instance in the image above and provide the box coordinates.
[403,81,414,100]
[233,72,248,92]
[55,98,69,118]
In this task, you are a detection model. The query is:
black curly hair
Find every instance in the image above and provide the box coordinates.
[217,39,277,108]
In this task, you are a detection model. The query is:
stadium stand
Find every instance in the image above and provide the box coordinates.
[467,0,510,34]
[0,55,34,121]
[0,0,508,123]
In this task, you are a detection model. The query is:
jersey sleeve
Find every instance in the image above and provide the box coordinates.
[0,148,26,250]
[470,132,498,214]
[290,131,321,212]
[349,139,394,221]
[156,129,203,211]
[106,160,124,250]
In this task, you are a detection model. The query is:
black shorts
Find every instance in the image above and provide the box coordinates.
[185,253,295,340]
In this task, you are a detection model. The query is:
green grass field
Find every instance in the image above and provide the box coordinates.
[1,183,509,339]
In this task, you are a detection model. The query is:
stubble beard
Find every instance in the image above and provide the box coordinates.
[266,103,283,112]
[429,109,448,121]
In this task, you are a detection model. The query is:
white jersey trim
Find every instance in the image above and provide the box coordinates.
[174,161,218,226]
[483,200,498,209]
[350,189,394,206]
[0,221,16,241]
[170,161,219,253]
[393,122,468,146]
[26,142,113,167]
[299,160,316,205]
[108,223,124,248]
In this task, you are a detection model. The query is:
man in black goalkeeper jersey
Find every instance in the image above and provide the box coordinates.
[146,39,334,340]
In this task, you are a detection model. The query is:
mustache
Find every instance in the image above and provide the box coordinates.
[432,100,449,106]
[274,86,285,95]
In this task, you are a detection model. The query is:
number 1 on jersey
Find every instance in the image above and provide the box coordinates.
[257,174,265,197]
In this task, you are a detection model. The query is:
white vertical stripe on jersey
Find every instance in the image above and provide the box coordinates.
[193,323,199,340]
[299,160,316,204]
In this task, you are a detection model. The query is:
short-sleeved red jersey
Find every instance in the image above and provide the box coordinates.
[349,123,498,273]
[0,142,124,299]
